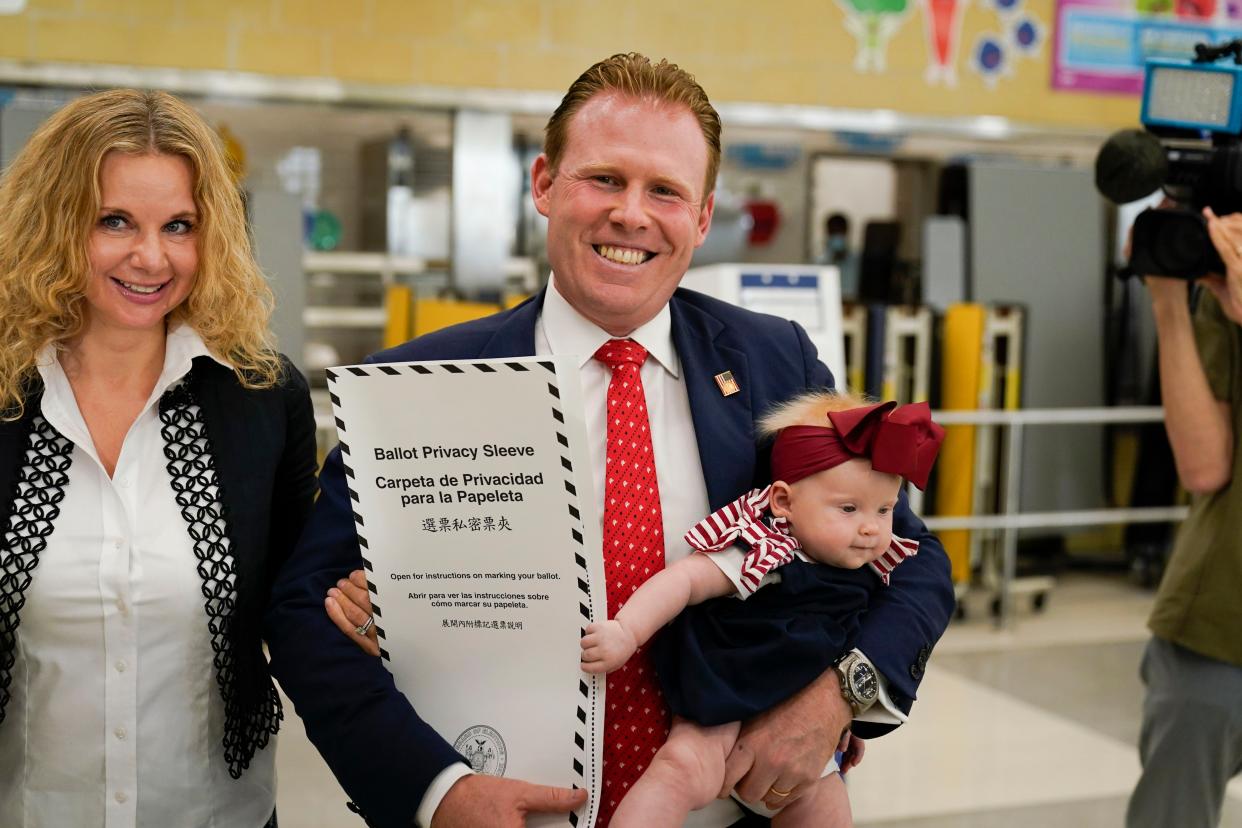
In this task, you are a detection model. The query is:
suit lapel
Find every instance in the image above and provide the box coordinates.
[478,290,544,359]
[191,360,246,506]
[0,385,45,530]
[189,360,261,590]
[0,410,33,525]
[670,295,756,510]
[470,289,757,510]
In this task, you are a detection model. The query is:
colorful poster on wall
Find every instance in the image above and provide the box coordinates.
[840,0,1046,86]
[1053,0,1242,93]
[923,0,967,83]
[967,0,1047,86]
[838,0,914,72]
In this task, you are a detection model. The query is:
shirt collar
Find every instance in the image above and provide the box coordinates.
[36,324,232,414]
[162,323,232,378]
[541,273,680,378]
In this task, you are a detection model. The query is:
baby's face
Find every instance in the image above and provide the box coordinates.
[770,458,902,569]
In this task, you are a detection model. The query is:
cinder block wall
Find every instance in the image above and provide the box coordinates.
[0,0,1137,129]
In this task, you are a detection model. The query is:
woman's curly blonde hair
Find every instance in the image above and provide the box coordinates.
[0,88,281,420]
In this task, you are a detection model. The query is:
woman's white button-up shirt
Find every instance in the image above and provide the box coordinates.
[0,326,275,828]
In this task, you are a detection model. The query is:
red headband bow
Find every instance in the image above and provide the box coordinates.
[770,401,945,490]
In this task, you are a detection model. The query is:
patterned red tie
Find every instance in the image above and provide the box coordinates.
[593,339,672,826]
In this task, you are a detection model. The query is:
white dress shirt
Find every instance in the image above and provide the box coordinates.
[0,325,275,828]
[417,278,899,825]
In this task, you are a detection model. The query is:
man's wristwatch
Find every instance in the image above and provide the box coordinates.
[834,652,879,717]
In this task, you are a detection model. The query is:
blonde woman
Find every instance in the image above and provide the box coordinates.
[0,89,317,827]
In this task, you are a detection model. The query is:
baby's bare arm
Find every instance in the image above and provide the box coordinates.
[619,553,734,644]
[580,553,734,673]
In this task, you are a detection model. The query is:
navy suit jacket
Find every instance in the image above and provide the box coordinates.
[265,287,954,828]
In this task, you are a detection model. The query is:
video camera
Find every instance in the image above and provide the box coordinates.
[1095,40,1242,279]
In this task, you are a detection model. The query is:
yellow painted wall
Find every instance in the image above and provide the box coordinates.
[0,0,1139,130]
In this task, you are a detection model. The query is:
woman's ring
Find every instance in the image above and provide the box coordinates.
[355,616,375,636]
[767,785,793,799]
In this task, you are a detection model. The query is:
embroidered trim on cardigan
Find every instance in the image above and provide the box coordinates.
[159,382,282,778]
[0,416,74,721]
[0,380,282,779]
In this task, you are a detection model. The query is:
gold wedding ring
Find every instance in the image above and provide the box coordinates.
[767,785,793,799]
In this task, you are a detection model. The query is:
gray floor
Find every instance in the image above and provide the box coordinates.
[932,640,1147,746]
[274,572,1242,827]
[864,796,1134,828]
[856,574,1242,827]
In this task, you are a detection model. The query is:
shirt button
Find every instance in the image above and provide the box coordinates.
[115,598,129,616]
[113,540,123,551]
[114,727,127,740]
[115,660,127,673]
[115,791,128,804]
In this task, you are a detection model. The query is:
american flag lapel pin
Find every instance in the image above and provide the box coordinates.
[714,371,740,397]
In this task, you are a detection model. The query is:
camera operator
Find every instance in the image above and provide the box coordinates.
[1126,206,1242,828]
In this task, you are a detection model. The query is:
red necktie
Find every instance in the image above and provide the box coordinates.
[593,339,672,826]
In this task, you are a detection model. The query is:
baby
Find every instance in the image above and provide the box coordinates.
[579,391,944,827]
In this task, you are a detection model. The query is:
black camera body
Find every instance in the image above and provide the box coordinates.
[1095,41,1242,279]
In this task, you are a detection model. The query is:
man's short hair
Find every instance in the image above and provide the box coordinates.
[826,213,850,235]
[544,52,721,201]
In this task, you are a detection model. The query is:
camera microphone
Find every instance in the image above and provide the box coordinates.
[1095,129,1168,205]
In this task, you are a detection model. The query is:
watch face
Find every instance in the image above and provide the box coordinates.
[852,662,878,701]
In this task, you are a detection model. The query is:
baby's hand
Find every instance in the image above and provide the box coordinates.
[580,619,638,674]
[837,730,866,775]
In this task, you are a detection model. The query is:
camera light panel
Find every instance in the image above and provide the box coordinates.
[1142,60,1242,134]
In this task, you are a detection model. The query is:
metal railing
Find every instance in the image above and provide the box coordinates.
[921,406,1186,627]
[312,402,1186,628]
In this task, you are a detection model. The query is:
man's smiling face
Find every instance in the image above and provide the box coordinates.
[531,92,715,336]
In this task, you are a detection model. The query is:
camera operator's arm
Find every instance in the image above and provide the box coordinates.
[1145,208,1240,493]
[1202,208,1242,323]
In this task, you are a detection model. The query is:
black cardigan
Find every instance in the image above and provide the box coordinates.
[0,355,318,777]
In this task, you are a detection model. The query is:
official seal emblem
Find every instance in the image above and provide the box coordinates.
[454,724,508,776]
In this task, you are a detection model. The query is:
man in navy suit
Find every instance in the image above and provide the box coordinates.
[266,52,954,828]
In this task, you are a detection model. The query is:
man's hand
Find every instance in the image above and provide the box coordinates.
[720,668,850,807]
[430,774,587,828]
[1203,207,1242,324]
[580,619,638,674]
[325,568,380,657]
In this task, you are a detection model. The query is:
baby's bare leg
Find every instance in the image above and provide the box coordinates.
[610,716,741,828]
[771,772,853,828]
